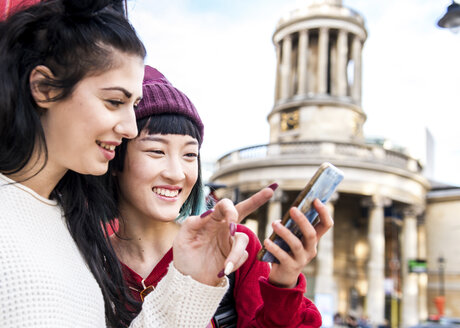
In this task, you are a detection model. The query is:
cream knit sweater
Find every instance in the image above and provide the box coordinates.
[0,174,227,328]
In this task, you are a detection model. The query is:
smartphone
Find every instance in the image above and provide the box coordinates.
[257,162,344,263]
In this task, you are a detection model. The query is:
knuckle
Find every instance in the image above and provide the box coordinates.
[236,232,249,245]
[305,229,316,241]
[311,246,318,258]
[242,250,249,262]
[292,240,303,253]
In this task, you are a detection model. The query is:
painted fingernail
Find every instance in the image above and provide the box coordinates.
[268,183,278,191]
[229,223,236,236]
[224,262,234,275]
[217,269,225,278]
[200,209,214,218]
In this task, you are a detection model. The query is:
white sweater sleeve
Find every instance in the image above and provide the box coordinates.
[129,262,228,328]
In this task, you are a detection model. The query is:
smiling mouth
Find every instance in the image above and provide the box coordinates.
[153,187,180,198]
[96,141,116,151]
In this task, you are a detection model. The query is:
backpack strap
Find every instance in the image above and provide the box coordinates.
[212,272,237,328]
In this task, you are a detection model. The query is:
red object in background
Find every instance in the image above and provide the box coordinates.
[434,295,445,317]
[1,0,41,20]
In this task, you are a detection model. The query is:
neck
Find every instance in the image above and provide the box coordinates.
[5,151,67,199]
[111,210,180,278]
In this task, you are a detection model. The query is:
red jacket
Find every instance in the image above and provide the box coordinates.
[121,225,322,327]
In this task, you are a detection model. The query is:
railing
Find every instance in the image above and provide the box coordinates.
[215,141,422,173]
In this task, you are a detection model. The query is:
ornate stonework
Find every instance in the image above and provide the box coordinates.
[210,0,435,324]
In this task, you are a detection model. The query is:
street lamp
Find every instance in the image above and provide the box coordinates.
[438,256,445,297]
[438,1,460,33]
[433,256,446,319]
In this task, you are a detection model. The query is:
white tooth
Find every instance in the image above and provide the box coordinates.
[153,188,178,197]
[98,142,115,151]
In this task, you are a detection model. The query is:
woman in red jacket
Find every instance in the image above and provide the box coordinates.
[107,65,333,327]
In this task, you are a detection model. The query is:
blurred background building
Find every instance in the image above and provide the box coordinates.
[209,0,460,326]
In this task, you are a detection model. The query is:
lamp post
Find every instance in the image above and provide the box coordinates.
[434,256,446,319]
[438,256,445,298]
[438,0,460,33]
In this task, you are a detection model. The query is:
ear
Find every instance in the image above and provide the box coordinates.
[29,65,58,108]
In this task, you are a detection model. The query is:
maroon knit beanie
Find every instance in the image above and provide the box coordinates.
[136,65,204,143]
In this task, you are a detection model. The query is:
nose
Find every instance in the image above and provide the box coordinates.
[162,156,186,182]
[114,107,138,139]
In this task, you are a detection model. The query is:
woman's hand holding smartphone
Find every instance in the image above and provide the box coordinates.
[257,162,344,288]
[263,199,333,288]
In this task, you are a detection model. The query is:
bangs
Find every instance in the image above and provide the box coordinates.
[137,114,202,145]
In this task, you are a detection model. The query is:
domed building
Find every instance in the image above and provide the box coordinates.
[210,0,432,326]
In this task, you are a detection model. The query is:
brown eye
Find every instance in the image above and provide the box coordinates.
[107,99,124,107]
[185,152,198,158]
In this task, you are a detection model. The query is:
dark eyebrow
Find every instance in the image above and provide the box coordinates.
[139,136,167,143]
[101,87,132,98]
[139,135,199,146]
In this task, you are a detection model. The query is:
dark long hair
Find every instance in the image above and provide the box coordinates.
[110,114,205,221]
[0,0,145,326]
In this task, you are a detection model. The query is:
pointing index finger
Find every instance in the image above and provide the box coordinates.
[234,184,277,223]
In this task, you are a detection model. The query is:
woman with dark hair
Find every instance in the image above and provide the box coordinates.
[0,1,261,327]
[108,66,332,327]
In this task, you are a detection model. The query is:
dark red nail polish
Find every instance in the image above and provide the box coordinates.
[268,183,278,191]
[200,209,214,218]
[229,223,236,236]
[217,269,225,278]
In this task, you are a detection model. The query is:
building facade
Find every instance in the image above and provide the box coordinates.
[210,0,437,326]
[425,187,460,319]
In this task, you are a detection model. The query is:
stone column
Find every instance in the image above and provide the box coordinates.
[336,30,348,97]
[297,29,309,96]
[317,27,329,94]
[265,188,284,238]
[351,35,362,103]
[274,43,281,102]
[315,193,339,327]
[363,195,390,326]
[401,207,421,327]
[280,35,292,100]
[418,222,428,322]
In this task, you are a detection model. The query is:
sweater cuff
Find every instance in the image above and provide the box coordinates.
[260,272,306,294]
[133,262,228,328]
[257,274,306,323]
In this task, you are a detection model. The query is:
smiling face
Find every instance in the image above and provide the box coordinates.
[116,131,200,223]
[38,52,144,177]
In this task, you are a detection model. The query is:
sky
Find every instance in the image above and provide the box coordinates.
[128,0,460,186]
